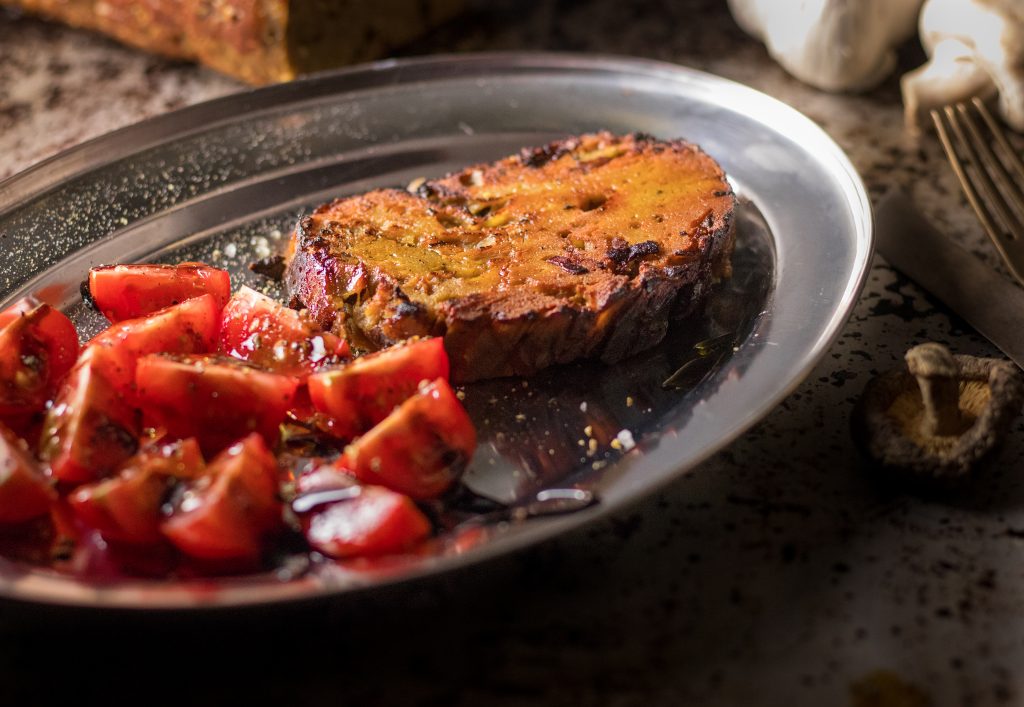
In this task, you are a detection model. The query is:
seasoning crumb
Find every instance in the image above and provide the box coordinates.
[592,460,607,471]
[456,390,466,400]
[580,402,588,412]
[610,439,622,450]
[224,243,238,258]
[515,413,527,422]
[583,425,593,437]
[577,439,585,447]
[626,396,634,407]
[616,429,636,451]
[587,438,598,455]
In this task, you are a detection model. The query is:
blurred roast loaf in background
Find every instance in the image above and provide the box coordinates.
[3,0,465,84]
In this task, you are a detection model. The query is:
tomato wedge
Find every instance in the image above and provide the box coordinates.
[135,354,299,456]
[88,263,231,323]
[308,337,449,439]
[83,294,220,396]
[161,434,282,561]
[219,286,349,378]
[299,485,431,558]
[40,360,140,484]
[0,424,55,524]
[337,378,475,499]
[0,298,79,416]
[69,438,204,545]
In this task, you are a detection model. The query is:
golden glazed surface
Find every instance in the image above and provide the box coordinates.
[287,132,736,381]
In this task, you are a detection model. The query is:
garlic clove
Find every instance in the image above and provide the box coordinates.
[728,0,923,92]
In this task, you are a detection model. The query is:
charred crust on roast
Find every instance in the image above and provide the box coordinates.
[546,256,589,275]
[519,137,578,168]
[606,239,662,274]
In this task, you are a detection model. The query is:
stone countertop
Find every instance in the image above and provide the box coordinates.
[2,1,1024,705]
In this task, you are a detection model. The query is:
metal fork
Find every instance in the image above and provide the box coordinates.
[931,97,1024,286]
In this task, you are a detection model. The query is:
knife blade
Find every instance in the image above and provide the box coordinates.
[875,188,1024,369]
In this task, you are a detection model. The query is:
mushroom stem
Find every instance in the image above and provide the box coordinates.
[906,343,962,436]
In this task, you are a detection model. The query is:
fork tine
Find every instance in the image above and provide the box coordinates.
[973,97,1024,184]
[970,97,1024,223]
[932,106,1024,286]
[953,102,1024,238]
[931,108,1005,246]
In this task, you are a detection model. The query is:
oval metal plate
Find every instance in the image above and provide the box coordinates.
[0,53,872,609]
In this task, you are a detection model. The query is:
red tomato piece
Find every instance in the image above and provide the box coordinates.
[69,438,204,545]
[307,337,449,439]
[135,354,299,456]
[40,361,140,484]
[0,424,55,524]
[338,378,475,499]
[161,433,282,561]
[83,294,220,395]
[0,298,79,416]
[295,464,357,496]
[300,485,431,558]
[219,286,349,378]
[88,263,231,323]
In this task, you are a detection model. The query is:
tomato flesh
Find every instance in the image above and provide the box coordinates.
[40,360,139,484]
[89,263,231,323]
[308,337,449,439]
[0,298,79,416]
[300,485,431,558]
[0,424,55,524]
[161,434,282,561]
[135,354,298,456]
[69,438,204,545]
[83,294,220,397]
[219,286,349,378]
[338,378,475,499]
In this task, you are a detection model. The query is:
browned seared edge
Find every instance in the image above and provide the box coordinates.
[6,0,464,85]
[286,132,736,382]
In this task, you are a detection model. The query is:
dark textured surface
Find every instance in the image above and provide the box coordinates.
[3,1,1024,705]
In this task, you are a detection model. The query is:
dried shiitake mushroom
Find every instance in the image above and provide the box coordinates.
[853,343,1024,480]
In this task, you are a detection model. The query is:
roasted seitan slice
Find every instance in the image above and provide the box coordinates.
[7,0,464,85]
[285,132,736,382]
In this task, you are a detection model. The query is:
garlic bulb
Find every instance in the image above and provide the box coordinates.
[728,0,924,92]
[902,0,1024,132]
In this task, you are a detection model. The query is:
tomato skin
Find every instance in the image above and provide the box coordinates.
[300,485,431,558]
[0,298,80,416]
[0,424,55,524]
[83,294,220,396]
[219,286,349,378]
[88,263,230,323]
[338,378,475,500]
[69,438,204,545]
[40,361,139,484]
[161,434,282,561]
[295,464,357,495]
[135,354,299,456]
[308,337,449,440]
